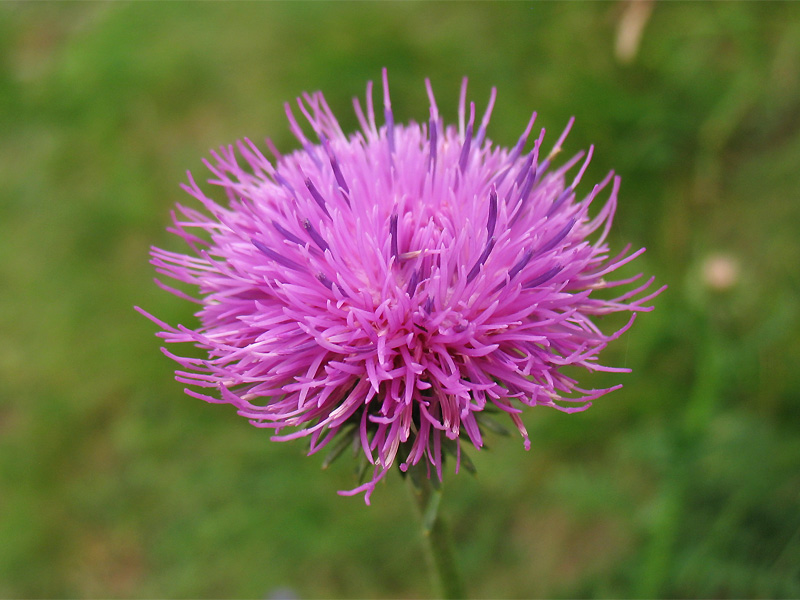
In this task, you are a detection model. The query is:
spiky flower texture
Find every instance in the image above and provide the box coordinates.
[140,71,663,503]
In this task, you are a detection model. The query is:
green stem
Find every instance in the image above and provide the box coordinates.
[406,466,466,599]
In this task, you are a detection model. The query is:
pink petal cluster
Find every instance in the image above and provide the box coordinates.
[139,70,663,503]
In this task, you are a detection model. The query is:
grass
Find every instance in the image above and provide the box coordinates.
[1,1,799,597]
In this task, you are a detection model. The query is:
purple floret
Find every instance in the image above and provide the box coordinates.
[138,69,664,503]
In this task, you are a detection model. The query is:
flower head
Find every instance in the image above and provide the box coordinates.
[139,70,663,503]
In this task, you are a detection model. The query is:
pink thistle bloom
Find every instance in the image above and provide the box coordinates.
[138,70,664,504]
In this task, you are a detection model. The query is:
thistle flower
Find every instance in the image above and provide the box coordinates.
[138,70,663,503]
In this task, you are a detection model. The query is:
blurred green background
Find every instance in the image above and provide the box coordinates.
[2,1,799,598]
